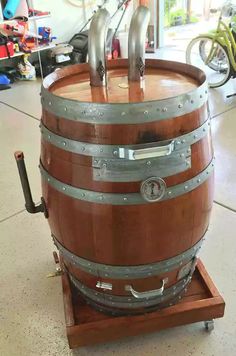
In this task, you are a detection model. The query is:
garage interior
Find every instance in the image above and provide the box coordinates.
[0,1,236,355]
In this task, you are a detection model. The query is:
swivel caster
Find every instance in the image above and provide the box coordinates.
[204,320,214,332]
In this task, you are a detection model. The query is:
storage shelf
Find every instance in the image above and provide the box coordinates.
[0,14,51,24]
[28,14,51,21]
[0,43,55,61]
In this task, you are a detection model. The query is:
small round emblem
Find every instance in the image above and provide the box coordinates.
[140,177,166,202]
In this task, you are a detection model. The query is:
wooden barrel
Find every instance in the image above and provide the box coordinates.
[40,59,214,315]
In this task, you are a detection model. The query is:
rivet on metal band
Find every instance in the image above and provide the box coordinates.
[40,158,214,205]
[40,118,210,159]
[53,234,204,279]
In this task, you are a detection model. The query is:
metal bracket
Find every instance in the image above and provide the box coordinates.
[136,57,145,77]
[97,60,105,82]
[93,147,191,182]
[96,281,113,291]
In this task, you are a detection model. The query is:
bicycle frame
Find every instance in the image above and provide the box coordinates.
[197,9,236,71]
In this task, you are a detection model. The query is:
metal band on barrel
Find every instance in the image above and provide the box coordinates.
[81,292,187,315]
[40,119,210,159]
[68,271,191,309]
[40,158,214,205]
[41,81,208,125]
[53,235,204,279]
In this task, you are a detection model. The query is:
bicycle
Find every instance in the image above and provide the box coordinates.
[186,2,236,88]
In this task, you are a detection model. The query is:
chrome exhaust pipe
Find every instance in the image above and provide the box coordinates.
[128,6,150,81]
[88,8,110,87]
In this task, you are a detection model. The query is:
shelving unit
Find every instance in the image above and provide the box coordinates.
[0,14,51,23]
[0,42,55,61]
[28,14,51,21]
[0,1,53,59]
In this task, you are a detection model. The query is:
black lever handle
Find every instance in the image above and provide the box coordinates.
[14,151,48,217]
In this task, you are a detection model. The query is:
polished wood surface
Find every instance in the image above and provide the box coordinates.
[42,104,208,145]
[60,259,225,348]
[41,59,213,308]
[51,68,198,103]
[42,177,213,265]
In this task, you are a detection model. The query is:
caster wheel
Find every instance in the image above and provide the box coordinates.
[204,320,214,332]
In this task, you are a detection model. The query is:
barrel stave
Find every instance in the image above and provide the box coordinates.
[42,177,213,265]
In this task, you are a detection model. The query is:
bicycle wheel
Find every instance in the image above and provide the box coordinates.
[199,40,225,71]
[186,37,232,88]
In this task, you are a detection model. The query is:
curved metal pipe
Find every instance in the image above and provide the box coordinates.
[88,8,110,87]
[128,6,150,81]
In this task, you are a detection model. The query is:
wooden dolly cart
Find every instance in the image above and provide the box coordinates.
[53,254,225,349]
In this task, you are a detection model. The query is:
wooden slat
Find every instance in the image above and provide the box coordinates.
[196,260,223,298]
[67,297,224,348]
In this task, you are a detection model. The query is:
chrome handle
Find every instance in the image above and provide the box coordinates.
[118,141,175,160]
[125,278,168,299]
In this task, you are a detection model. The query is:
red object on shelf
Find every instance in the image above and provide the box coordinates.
[112,38,120,59]
[0,42,14,59]
[28,8,51,17]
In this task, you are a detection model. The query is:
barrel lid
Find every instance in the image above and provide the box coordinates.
[50,67,199,104]
[41,59,208,124]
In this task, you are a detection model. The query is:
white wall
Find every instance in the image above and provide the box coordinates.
[31,0,135,42]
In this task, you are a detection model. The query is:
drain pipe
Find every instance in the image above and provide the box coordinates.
[128,6,150,81]
[88,8,111,87]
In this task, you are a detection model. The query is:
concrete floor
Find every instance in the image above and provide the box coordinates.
[1,51,236,355]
